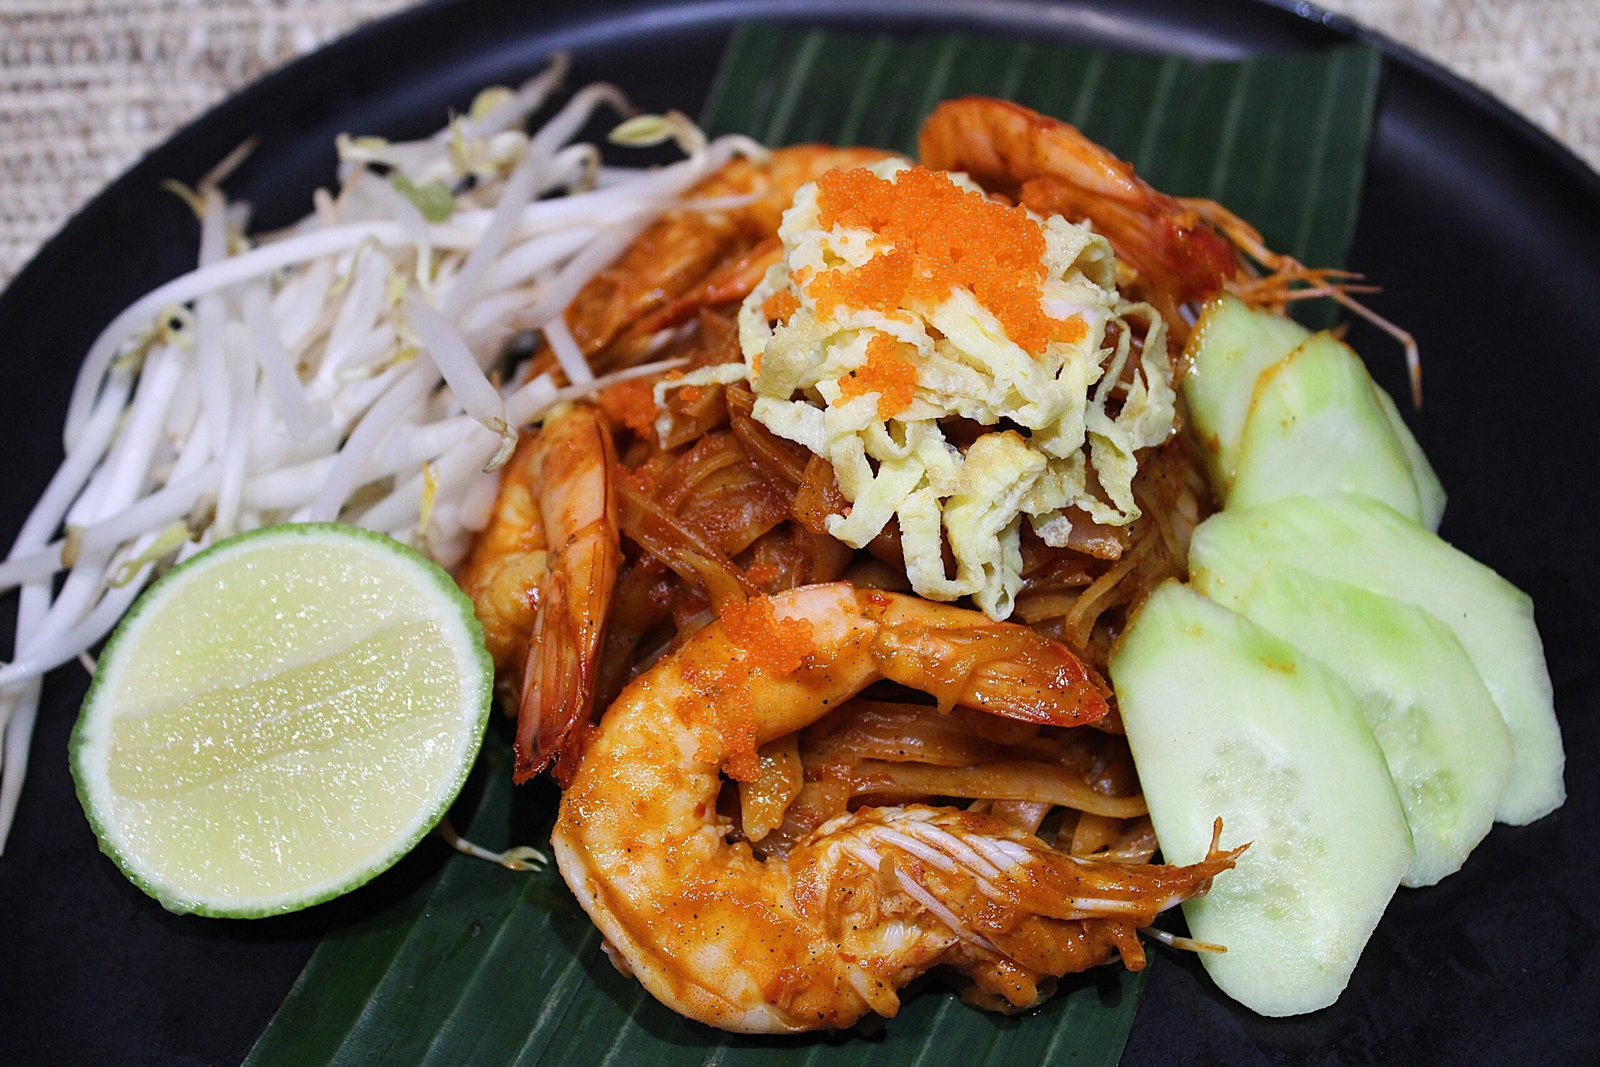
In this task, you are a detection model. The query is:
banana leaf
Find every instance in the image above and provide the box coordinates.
[249,26,1381,1067]
[247,739,1144,1065]
[704,24,1380,281]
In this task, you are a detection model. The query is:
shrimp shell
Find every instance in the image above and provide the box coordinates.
[553,583,1238,1032]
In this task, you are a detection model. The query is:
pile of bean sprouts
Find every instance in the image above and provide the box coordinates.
[0,56,763,851]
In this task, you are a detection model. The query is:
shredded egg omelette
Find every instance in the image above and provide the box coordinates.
[666,159,1176,620]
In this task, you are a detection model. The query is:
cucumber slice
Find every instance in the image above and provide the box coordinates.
[1180,294,1310,492]
[1370,381,1446,530]
[1229,333,1423,523]
[1234,566,1513,886]
[1190,494,1564,825]
[1110,581,1412,1017]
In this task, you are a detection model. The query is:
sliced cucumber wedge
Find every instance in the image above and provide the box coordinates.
[1110,581,1412,1017]
[1370,381,1446,530]
[1234,566,1513,886]
[1229,333,1423,523]
[1190,494,1564,825]
[1181,294,1310,491]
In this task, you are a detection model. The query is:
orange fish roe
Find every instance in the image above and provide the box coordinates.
[744,561,782,586]
[838,332,918,418]
[1055,313,1088,345]
[682,699,761,780]
[811,165,1073,356]
[721,595,815,676]
[675,597,815,781]
[719,713,761,782]
[595,376,658,439]
[761,289,800,324]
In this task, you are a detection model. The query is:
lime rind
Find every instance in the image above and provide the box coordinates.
[70,523,493,918]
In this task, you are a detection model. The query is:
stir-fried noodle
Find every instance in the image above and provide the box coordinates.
[4,64,1383,1032]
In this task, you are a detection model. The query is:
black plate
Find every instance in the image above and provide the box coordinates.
[3,1,1597,1063]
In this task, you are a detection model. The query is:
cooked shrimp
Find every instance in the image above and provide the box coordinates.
[919,97,1387,352]
[551,583,1240,1033]
[916,97,1427,395]
[920,98,1240,334]
[563,145,894,365]
[458,401,619,782]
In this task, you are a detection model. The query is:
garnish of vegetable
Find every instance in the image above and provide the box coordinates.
[1179,294,1312,490]
[1110,580,1413,1017]
[1190,493,1564,825]
[70,523,491,917]
[1228,333,1433,524]
[1231,565,1513,887]
[1181,295,1443,527]
[0,58,760,851]
[1114,294,1563,1015]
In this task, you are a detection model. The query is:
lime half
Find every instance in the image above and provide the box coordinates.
[71,523,492,917]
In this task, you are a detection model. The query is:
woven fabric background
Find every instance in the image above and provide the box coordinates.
[2,0,1597,286]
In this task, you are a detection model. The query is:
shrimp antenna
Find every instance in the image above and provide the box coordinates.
[1140,925,1228,955]
[1329,289,1422,409]
[1181,196,1425,409]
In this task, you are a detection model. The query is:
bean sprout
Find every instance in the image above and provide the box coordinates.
[0,59,759,851]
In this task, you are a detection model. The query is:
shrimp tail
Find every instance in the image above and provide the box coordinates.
[480,405,619,784]
[513,512,621,783]
[514,569,574,781]
[865,604,1110,726]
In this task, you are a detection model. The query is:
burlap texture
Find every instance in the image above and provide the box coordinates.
[2,0,1596,285]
